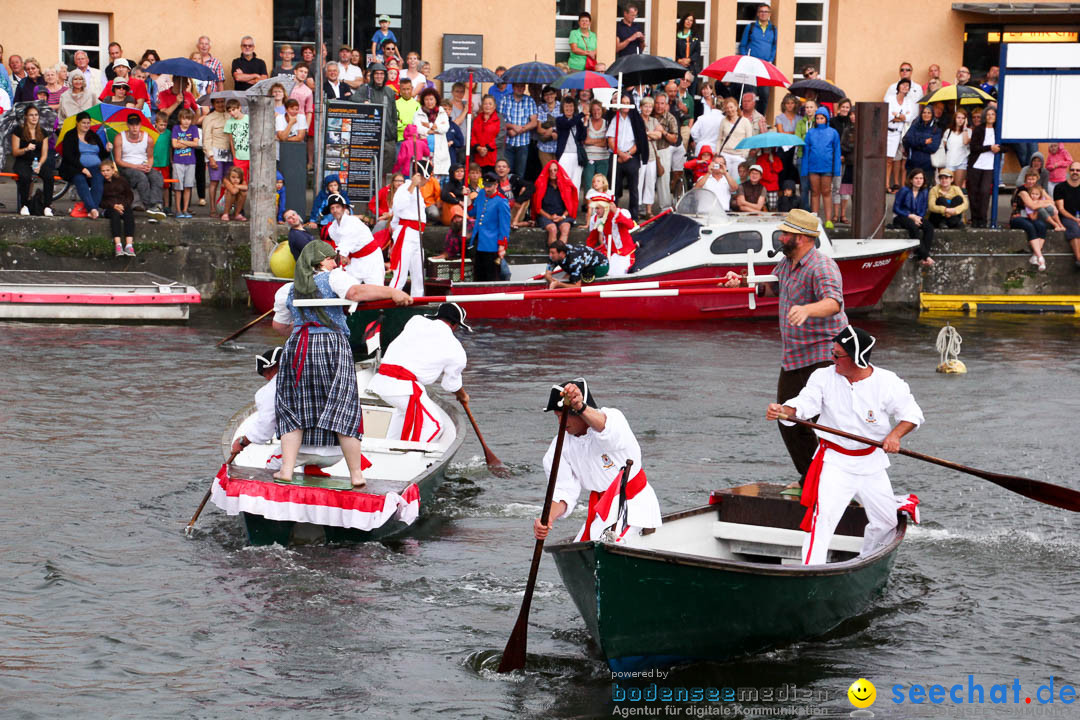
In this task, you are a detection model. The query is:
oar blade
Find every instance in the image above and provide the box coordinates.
[487,458,512,479]
[977,472,1080,513]
[496,615,529,673]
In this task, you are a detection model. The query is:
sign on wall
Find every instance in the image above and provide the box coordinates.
[322,100,385,207]
[443,34,483,69]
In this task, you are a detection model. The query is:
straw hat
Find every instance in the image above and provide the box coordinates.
[776,208,821,238]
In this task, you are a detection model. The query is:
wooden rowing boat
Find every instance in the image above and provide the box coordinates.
[545,482,907,670]
[211,360,465,545]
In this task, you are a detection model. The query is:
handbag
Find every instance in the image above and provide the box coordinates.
[585,55,597,71]
[931,130,949,169]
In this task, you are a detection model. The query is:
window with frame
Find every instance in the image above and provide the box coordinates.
[59,12,109,70]
[556,0,593,65]
[711,231,763,255]
[734,1,765,50]
[615,1,652,57]
[793,0,829,79]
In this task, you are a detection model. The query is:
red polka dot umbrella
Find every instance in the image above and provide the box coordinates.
[701,55,790,88]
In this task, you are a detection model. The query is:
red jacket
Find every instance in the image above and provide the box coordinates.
[756,151,784,192]
[532,161,578,219]
[368,184,393,217]
[470,111,500,167]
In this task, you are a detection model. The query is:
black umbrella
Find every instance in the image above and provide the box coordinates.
[787,78,847,104]
[436,66,500,84]
[144,57,218,83]
[607,54,686,86]
[500,61,564,85]
[0,101,58,167]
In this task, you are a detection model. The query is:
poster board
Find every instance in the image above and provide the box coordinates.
[999,43,1080,142]
[322,100,385,208]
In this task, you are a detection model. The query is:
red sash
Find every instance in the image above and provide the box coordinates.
[391,219,425,271]
[377,363,440,442]
[291,322,321,387]
[349,235,383,259]
[800,438,876,532]
[581,467,647,542]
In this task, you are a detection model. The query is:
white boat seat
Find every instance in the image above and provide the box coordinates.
[712,521,863,559]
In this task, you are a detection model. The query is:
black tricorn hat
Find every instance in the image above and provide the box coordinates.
[833,325,876,369]
[544,378,598,412]
[256,346,283,375]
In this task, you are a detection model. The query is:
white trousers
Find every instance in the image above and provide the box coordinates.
[390,235,424,297]
[608,253,632,276]
[638,159,656,207]
[381,391,456,446]
[801,463,898,565]
[654,146,673,209]
[558,149,582,198]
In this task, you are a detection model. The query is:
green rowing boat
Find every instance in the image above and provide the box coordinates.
[546,482,907,671]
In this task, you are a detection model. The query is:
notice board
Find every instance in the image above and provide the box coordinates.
[323,99,385,207]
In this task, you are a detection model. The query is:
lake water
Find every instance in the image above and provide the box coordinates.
[1,310,1077,719]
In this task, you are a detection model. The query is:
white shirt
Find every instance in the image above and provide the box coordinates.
[703,174,733,210]
[887,94,919,134]
[884,81,923,105]
[74,66,104,96]
[329,214,385,287]
[340,63,364,85]
[690,107,725,148]
[379,315,467,392]
[783,365,924,475]
[272,281,294,325]
[606,114,635,154]
[973,128,996,171]
[275,112,308,139]
[545,407,643,518]
[392,183,423,225]
[944,127,970,167]
[243,375,279,445]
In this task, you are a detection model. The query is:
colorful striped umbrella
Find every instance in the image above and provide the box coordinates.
[551,71,619,90]
[56,103,157,151]
[701,55,790,88]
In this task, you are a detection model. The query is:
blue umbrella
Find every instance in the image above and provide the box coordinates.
[500,61,564,86]
[143,57,218,83]
[436,66,500,84]
[551,71,618,90]
[735,131,805,151]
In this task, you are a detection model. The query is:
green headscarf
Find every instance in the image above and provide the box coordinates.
[293,239,337,328]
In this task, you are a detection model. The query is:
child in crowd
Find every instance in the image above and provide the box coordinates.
[100,159,136,256]
[1025,183,1066,231]
[276,171,287,222]
[468,164,483,193]
[394,124,430,175]
[224,99,251,182]
[777,180,800,212]
[221,165,248,221]
[1045,142,1073,195]
[683,145,714,183]
[737,161,750,186]
[308,174,342,230]
[202,97,231,213]
[371,15,397,61]
[171,108,200,218]
[432,211,464,261]
[151,112,172,213]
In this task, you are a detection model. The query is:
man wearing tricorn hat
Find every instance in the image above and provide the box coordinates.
[724,208,848,486]
[533,380,661,543]
[327,193,386,287]
[389,163,428,296]
[366,302,470,445]
[766,326,924,565]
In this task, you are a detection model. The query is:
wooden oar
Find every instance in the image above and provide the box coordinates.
[778,413,1080,512]
[215,309,273,347]
[460,399,511,478]
[497,402,570,673]
[185,449,241,535]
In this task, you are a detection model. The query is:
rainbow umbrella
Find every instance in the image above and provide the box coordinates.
[56,103,157,151]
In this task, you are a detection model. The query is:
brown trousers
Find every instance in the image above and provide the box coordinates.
[777,360,832,484]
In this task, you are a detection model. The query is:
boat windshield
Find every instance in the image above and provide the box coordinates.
[676,188,729,223]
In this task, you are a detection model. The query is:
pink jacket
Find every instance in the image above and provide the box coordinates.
[1045,145,1073,184]
[393,124,431,175]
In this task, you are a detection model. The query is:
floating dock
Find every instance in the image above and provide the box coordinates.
[0,270,201,322]
[920,293,1080,315]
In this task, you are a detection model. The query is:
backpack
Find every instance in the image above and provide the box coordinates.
[26,189,47,217]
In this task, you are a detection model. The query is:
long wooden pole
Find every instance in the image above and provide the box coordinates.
[497,402,570,673]
[778,414,1080,513]
[215,308,273,347]
[186,449,241,535]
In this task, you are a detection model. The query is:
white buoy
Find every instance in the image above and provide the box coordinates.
[936,323,967,374]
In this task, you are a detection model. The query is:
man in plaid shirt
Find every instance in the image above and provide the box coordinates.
[498,84,538,179]
[197,36,226,92]
[725,208,847,484]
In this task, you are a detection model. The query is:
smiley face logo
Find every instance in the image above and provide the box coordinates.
[848,678,876,709]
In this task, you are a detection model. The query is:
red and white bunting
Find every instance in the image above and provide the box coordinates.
[209,465,421,531]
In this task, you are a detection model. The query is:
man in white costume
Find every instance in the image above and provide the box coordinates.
[231,347,344,471]
[366,302,469,445]
[767,326,924,565]
[326,193,385,287]
[533,379,662,543]
[389,166,426,296]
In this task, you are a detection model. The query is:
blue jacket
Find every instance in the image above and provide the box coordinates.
[738,22,777,63]
[902,119,942,173]
[800,106,841,177]
[309,174,339,225]
[469,190,511,253]
[275,171,287,222]
[893,186,929,219]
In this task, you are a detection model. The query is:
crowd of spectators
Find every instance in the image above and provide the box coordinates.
[2,4,1078,272]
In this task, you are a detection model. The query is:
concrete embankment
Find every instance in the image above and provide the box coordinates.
[0,215,1076,307]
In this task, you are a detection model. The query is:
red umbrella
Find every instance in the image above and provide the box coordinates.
[701,55,790,88]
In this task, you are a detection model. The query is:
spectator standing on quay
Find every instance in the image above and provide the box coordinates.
[1053,161,1080,270]
[980,66,999,100]
[498,83,538,179]
[675,13,702,76]
[202,96,231,209]
[740,91,767,136]
[113,113,166,218]
[637,95,661,219]
[12,105,55,216]
[349,62,398,176]
[402,52,427,92]
[802,105,841,227]
[616,3,645,58]
[927,168,968,230]
[886,79,915,192]
[717,97,752,173]
[903,104,943,175]
[103,43,135,81]
[738,3,777,113]
[892,167,935,266]
[607,93,648,220]
[395,79,421,141]
[59,70,96,123]
[884,62,923,105]
[197,36,226,93]
[414,87,451,179]
[652,93,680,210]
[966,106,999,228]
[232,37,268,92]
[224,98,251,181]
[471,94,500,171]
[581,100,609,206]
[340,47,364,92]
[323,62,347,100]
[371,15,397,62]
[14,57,43,103]
[922,64,950,95]
[942,110,971,190]
[100,160,138,257]
[488,67,512,106]
[171,108,200,218]
[100,59,149,109]
[535,86,561,168]
[1045,142,1073,196]
[71,51,104,96]
[555,94,586,194]
[273,44,297,77]
[568,12,597,72]
[0,44,12,99]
